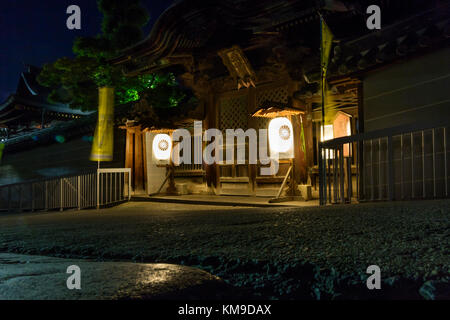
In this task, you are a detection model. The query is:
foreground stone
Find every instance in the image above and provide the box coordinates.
[0,253,228,300]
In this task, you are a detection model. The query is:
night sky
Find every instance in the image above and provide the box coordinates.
[0,0,175,103]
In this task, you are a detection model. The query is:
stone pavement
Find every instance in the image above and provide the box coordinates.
[0,253,229,300]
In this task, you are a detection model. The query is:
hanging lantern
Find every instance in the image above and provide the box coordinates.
[152,134,172,164]
[268,117,294,159]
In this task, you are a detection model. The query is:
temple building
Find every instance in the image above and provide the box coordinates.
[1,0,448,205]
[110,0,450,202]
[0,66,120,186]
[0,65,89,142]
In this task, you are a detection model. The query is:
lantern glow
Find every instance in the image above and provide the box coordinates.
[153,134,172,161]
[268,117,294,158]
[320,124,334,142]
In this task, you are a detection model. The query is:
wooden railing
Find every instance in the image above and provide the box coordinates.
[174,163,204,176]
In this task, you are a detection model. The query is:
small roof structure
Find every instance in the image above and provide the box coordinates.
[252,100,304,118]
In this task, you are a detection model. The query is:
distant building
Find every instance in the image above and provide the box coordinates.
[0,66,124,186]
[0,65,89,141]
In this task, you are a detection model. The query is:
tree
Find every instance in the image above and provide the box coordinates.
[37,0,189,112]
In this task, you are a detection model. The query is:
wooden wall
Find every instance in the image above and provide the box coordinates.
[363,47,450,132]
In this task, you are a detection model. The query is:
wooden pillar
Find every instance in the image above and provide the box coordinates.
[142,131,148,194]
[125,130,133,171]
[205,91,218,192]
[122,125,145,194]
[134,127,144,193]
[304,103,314,168]
[292,114,307,184]
[357,81,364,200]
[248,87,257,195]
[304,102,314,186]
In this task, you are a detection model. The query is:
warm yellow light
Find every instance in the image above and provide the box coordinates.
[268,117,294,158]
[321,124,335,158]
[320,124,334,142]
[152,134,172,161]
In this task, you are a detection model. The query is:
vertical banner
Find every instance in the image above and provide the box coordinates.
[90,87,114,161]
[321,15,334,125]
[300,116,306,161]
[0,142,5,163]
[321,16,333,80]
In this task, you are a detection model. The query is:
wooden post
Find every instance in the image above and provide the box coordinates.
[357,81,364,201]
[121,124,146,194]
[134,127,144,193]
[388,136,395,200]
[124,129,134,179]
[292,114,306,184]
[205,91,217,193]
[142,131,148,194]
[304,103,314,172]
[248,87,257,195]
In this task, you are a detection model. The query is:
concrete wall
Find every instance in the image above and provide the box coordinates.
[0,129,125,186]
[363,47,450,132]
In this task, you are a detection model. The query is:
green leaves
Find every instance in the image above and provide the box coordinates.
[98,0,149,50]
[73,36,111,58]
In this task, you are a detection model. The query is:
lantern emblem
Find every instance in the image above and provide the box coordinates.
[279,125,291,141]
[158,139,169,151]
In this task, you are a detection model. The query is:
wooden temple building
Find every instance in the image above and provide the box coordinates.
[3,0,447,203]
[0,65,89,141]
[111,0,450,201]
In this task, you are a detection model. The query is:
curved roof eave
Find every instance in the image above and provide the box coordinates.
[109,0,184,65]
[21,72,38,96]
[0,95,16,112]
[109,0,332,68]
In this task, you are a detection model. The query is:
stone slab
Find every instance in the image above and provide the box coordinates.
[0,253,227,300]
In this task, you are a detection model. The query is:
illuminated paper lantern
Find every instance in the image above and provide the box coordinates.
[268,117,294,159]
[152,134,172,164]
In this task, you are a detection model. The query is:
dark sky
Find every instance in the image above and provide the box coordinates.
[0,0,175,103]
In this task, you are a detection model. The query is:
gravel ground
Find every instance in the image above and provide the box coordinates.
[0,200,449,299]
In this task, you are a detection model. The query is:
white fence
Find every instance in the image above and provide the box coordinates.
[0,168,131,212]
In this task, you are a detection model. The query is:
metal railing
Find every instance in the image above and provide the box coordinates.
[319,119,450,205]
[0,168,131,212]
[96,168,131,207]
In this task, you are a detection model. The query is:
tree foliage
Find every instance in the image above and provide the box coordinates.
[37,0,189,112]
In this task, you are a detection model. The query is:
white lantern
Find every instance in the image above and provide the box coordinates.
[152,134,172,164]
[268,117,294,159]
